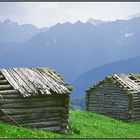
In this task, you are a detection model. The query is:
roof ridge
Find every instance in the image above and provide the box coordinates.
[113,74,140,92]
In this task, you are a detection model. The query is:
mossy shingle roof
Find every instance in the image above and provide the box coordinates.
[86,73,140,93]
[0,67,72,97]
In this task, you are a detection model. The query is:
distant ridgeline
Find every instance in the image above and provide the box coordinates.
[70,98,85,110]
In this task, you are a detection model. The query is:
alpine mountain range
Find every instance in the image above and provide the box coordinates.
[0,16,140,99]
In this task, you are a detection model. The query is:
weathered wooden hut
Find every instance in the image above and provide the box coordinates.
[86,73,140,121]
[0,67,72,133]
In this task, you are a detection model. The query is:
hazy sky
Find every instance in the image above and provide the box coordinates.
[0,2,140,28]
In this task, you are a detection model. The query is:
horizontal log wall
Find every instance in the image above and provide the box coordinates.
[131,92,140,121]
[60,94,70,133]
[86,80,130,120]
[0,91,70,133]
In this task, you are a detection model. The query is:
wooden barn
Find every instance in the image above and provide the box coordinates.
[0,67,72,133]
[86,73,140,121]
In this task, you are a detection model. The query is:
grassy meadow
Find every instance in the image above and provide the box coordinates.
[0,110,140,138]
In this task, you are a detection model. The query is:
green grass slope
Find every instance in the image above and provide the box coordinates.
[0,110,140,138]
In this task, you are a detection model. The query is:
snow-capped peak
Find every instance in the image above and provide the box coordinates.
[125,33,133,38]
[3,18,18,26]
[87,18,106,25]
[126,13,140,20]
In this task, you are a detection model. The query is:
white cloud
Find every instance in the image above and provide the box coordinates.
[0,2,140,28]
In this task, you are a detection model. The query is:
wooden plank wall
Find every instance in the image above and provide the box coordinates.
[86,80,130,120]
